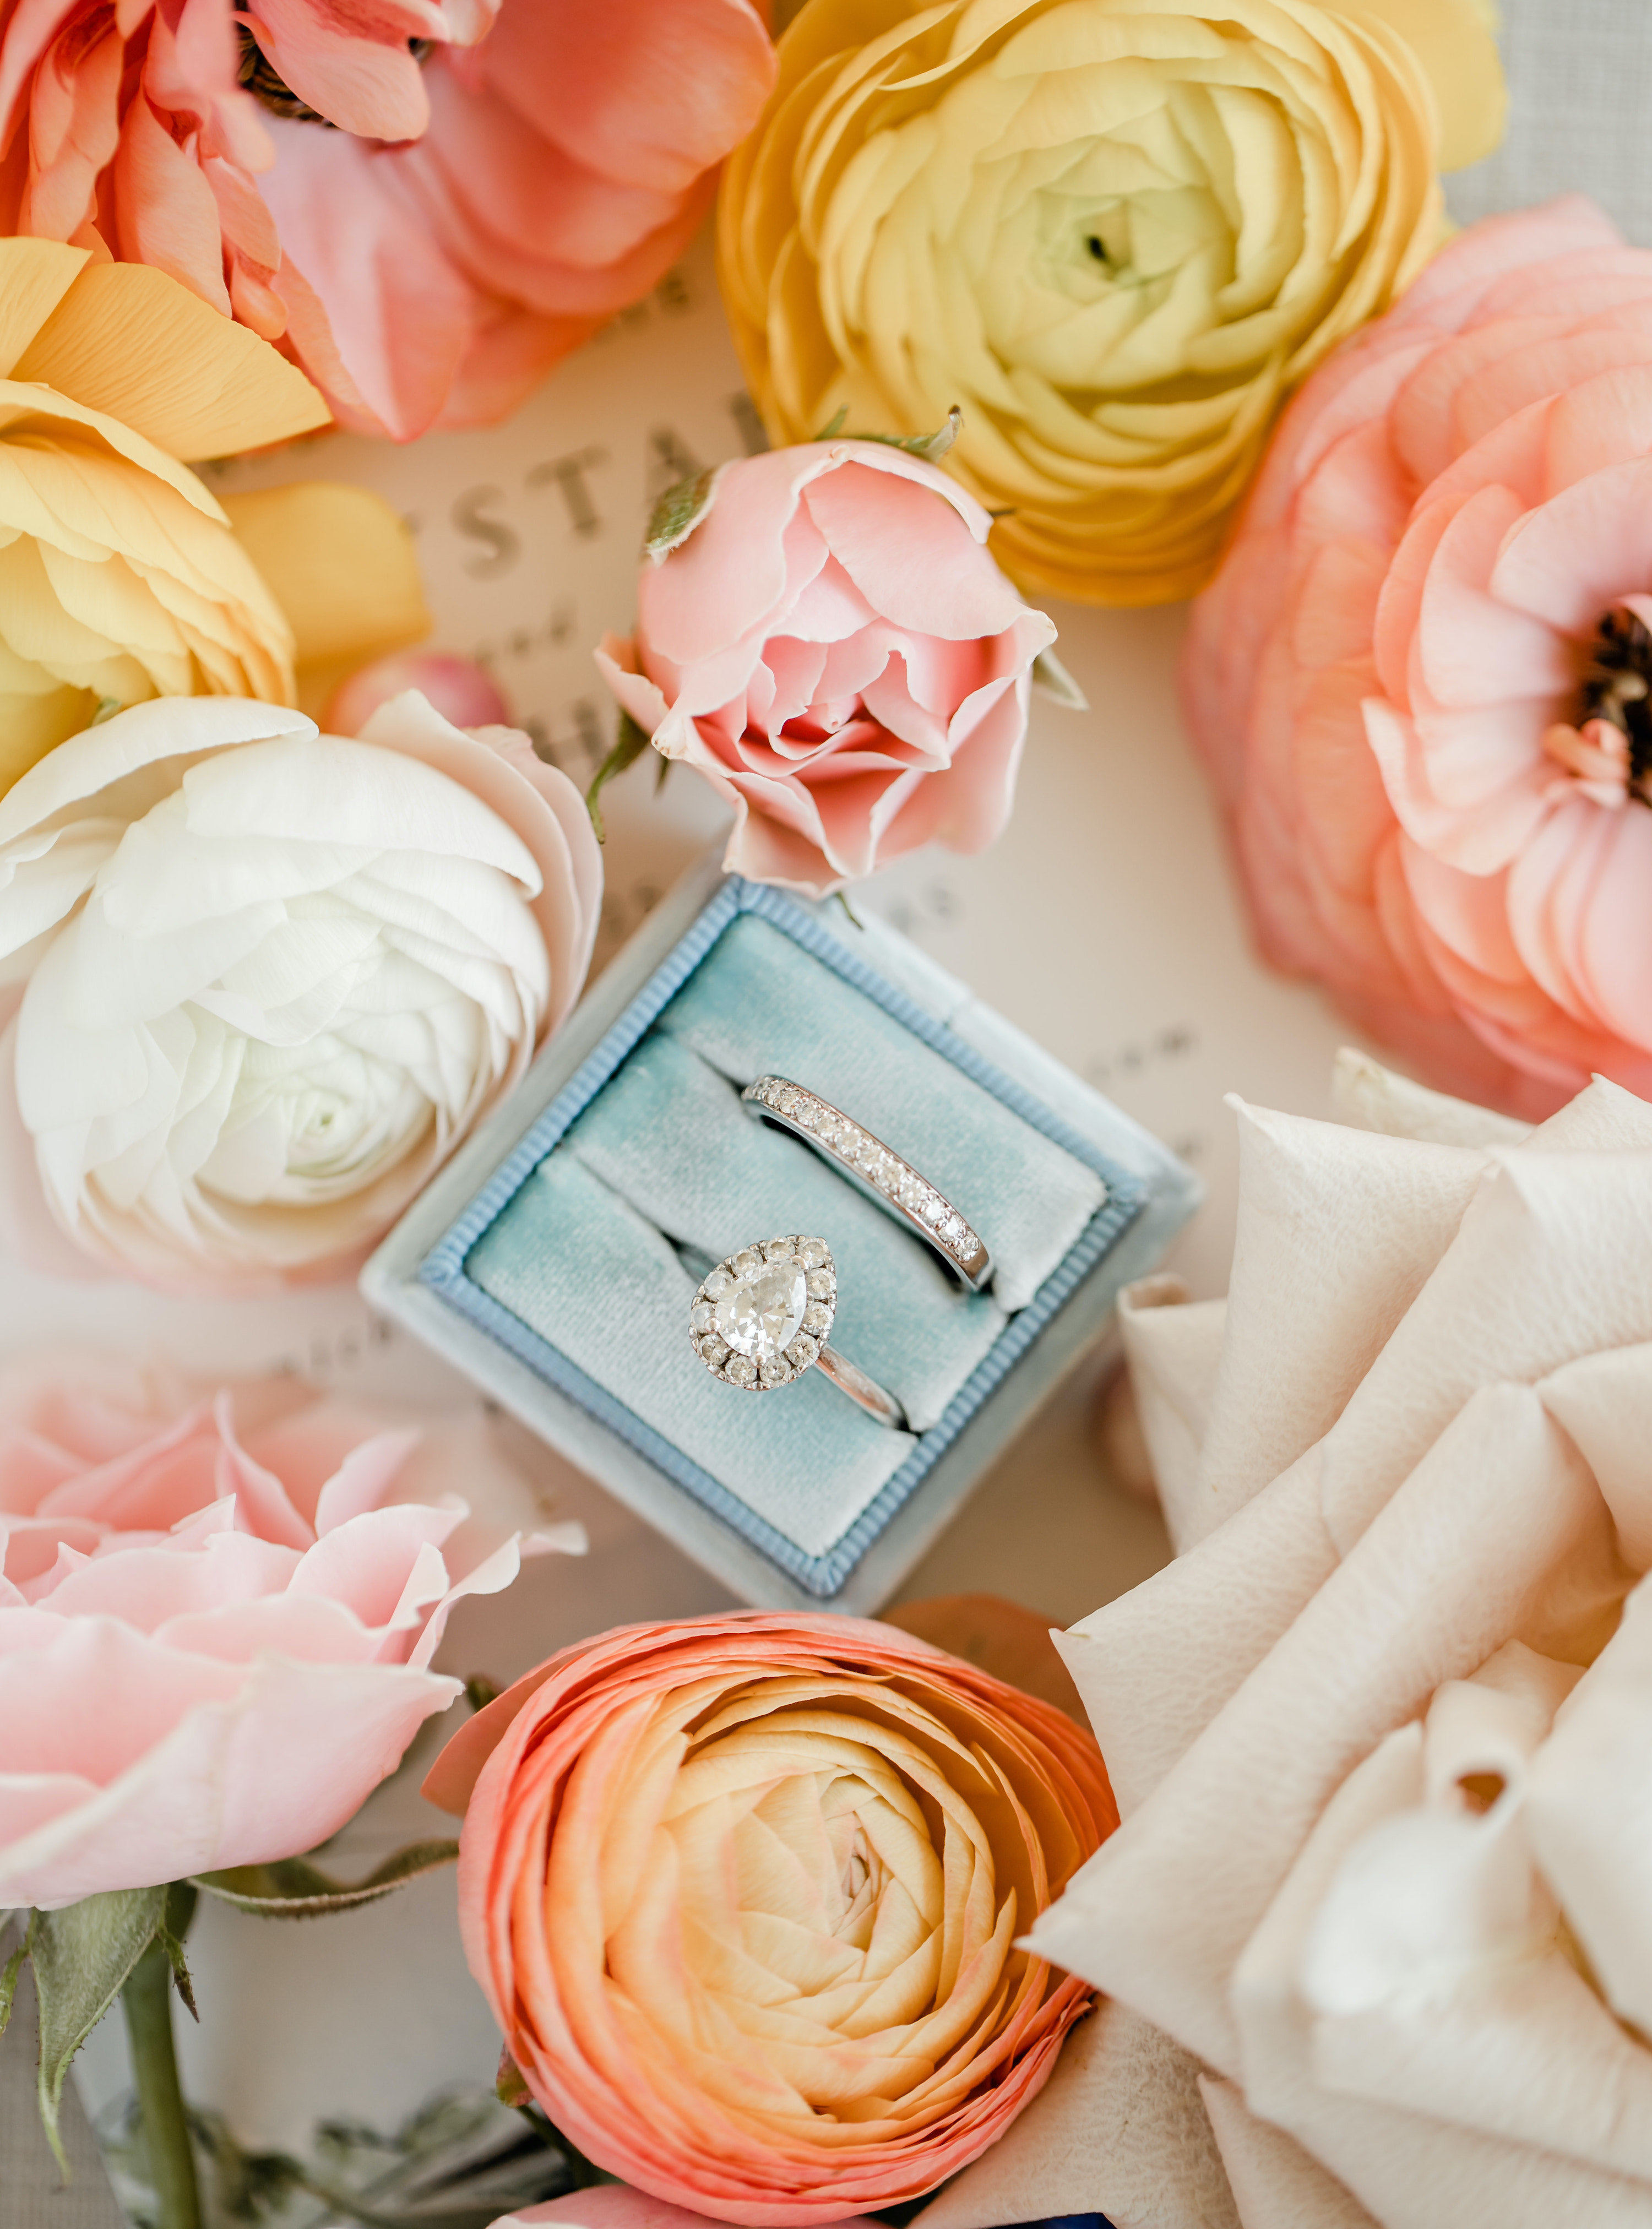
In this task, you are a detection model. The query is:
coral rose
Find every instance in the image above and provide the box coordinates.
[596,442,1057,895]
[0,236,421,795]
[0,688,601,1291]
[426,1611,1117,2225]
[1036,1056,1652,2227]
[0,0,776,440]
[1184,195,1652,1118]
[718,0,1504,606]
[0,1353,583,1910]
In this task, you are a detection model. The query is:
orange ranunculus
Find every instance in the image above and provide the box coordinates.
[427,1612,1117,2225]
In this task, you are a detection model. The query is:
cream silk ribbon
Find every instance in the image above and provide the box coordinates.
[932,1050,1652,2229]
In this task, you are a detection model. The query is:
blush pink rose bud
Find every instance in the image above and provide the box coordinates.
[324,653,512,739]
[0,1356,583,1910]
[597,443,1059,897]
[428,1611,1117,2225]
[1183,194,1652,1118]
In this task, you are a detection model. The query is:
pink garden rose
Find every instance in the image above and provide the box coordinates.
[1184,195,1652,1117]
[0,1356,582,1910]
[0,0,775,439]
[324,651,510,739]
[597,443,1058,896]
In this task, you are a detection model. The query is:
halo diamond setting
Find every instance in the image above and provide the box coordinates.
[690,1236,837,1391]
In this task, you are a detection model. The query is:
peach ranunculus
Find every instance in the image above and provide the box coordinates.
[0,1353,584,1911]
[0,235,426,798]
[596,442,1058,896]
[1182,194,1652,1120]
[0,0,776,442]
[0,688,601,1292]
[1034,1054,1652,2227]
[426,1612,1118,2225]
[717,0,1504,607]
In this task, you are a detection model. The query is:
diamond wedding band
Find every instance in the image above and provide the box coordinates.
[741,1075,992,1291]
[688,1236,907,1430]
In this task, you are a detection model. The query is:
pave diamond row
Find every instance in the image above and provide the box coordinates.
[689,1235,836,1392]
[748,1077,983,1274]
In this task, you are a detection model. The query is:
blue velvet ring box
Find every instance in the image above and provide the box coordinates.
[362,854,1199,1613]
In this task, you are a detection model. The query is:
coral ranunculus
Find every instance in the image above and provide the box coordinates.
[1184,196,1652,1118]
[0,689,601,1291]
[596,442,1056,896]
[427,1613,1117,2225]
[718,0,1504,606]
[0,1355,584,1911]
[0,0,776,440]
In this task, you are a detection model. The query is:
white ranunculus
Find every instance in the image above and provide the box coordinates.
[0,691,601,1291]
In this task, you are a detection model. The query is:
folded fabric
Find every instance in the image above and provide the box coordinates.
[1026,1055,1652,2228]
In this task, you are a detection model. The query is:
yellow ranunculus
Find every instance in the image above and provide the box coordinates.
[0,240,428,793]
[718,0,1505,605]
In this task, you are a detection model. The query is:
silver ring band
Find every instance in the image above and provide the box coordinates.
[688,1235,907,1431]
[741,1075,992,1292]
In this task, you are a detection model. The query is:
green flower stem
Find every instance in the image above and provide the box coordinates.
[121,1934,201,2229]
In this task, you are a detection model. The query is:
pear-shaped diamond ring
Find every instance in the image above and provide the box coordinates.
[687,1235,906,1430]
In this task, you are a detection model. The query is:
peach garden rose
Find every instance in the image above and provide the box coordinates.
[427,1611,1117,2225]
[1184,195,1652,1118]
[596,441,1058,896]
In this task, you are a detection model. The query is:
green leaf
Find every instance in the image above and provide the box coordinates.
[584,710,654,844]
[496,2046,532,2110]
[32,1886,168,2172]
[811,405,849,440]
[89,695,124,727]
[0,1916,32,2038]
[159,1916,198,2024]
[191,1839,460,1918]
[1031,647,1088,711]
[829,405,963,463]
[643,465,722,565]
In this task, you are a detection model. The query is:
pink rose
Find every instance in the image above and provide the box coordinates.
[324,652,511,739]
[0,0,775,440]
[596,443,1058,897]
[1183,195,1652,1117]
[0,1355,582,1910]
